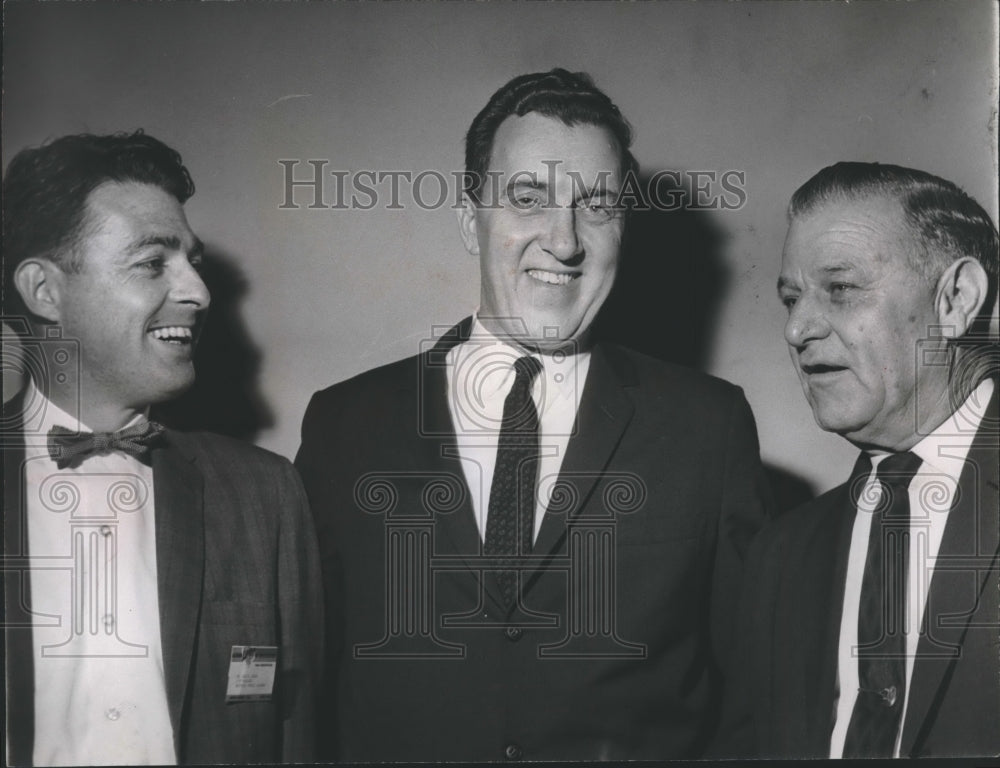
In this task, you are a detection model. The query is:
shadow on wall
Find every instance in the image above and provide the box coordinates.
[593,172,729,371]
[593,172,816,514]
[153,247,273,442]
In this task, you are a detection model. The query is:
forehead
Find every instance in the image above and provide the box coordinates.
[782,195,917,272]
[489,112,623,181]
[80,181,192,251]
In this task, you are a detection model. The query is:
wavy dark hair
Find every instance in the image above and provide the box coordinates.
[3,130,195,317]
[463,68,637,202]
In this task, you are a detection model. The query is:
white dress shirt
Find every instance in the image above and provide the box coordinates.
[829,378,995,758]
[21,381,176,766]
[445,316,590,543]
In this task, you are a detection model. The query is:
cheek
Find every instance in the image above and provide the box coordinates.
[587,226,622,258]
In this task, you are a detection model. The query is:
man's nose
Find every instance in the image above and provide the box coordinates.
[171,259,211,310]
[542,207,583,262]
[784,293,828,348]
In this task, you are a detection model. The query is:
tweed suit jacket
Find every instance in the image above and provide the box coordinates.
[3,391,323,765]
[296,317,771,762]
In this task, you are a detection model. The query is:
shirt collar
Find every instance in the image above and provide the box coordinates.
[20,378,149,437]
[908,378,995,482]
[22,378,89,436]
[452,314,589,404]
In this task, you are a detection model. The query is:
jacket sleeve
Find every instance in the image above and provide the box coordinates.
[706,389,773,754]
[275,456,324,762]
[708,522,772,757]
[294,391,344,760]
[711,388,772,667]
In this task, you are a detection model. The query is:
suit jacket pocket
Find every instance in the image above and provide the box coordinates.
[198,601,279,704]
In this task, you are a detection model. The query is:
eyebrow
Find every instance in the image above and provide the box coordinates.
[504,178,622,204]
[776,263,861,293]
[126,234,204,258]
[820,263,856,275]
[506,178,547,195]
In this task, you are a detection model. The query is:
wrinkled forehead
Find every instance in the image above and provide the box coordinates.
[782,194,917,270]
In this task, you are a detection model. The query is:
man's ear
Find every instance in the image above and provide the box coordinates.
[456,193,481,257]
[934,257,989,338]
[13,258,64,324]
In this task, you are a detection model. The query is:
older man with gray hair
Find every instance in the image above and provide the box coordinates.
[719,162,998,759]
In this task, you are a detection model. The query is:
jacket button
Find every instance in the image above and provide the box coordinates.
[504,626,522,642]
[504,743,522,760]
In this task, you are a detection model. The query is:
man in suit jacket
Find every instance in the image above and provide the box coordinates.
[717,162,999,758]
[296,69,770,761]
[2,132,322,765]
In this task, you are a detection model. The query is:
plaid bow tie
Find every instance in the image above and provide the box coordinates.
[47,421,166,469]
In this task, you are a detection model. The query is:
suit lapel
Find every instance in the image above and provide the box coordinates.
[408,333,636,610]
[410,326,638,612]
[400,319,501,608]
[529,343,634,574]
[3,393,34,765]
[410,354,482,558]
[901,388,1000,756]
[152,431,205,755]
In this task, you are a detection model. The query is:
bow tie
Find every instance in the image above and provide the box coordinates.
[47,421,166,469]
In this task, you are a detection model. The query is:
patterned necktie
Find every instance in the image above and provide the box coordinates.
[484,355,543,609]
[843,450,923,758]
[47,421,166,469]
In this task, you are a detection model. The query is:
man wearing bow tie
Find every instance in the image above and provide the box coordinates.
[296,69,770,761]
[2,132,322,765]
[718,163,999,758]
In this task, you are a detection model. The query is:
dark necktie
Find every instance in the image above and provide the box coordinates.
[47,421,166,469]
[484,355,543,609]
[843,450,923,758]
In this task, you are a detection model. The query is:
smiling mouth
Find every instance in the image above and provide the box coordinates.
[149,326,195,345]
[526,269,579,286]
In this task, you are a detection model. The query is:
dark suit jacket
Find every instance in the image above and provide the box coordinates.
[3,395,323,765]
[295,318,770,761]
[716,385,1000,759]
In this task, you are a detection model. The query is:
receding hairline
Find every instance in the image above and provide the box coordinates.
[481,112,632,191]
[786,185,988,293]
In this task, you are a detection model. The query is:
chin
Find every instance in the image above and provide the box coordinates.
[811,405,864,437]
[151,374,196,404]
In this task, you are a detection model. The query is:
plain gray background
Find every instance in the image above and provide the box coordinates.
[3,0,997,501]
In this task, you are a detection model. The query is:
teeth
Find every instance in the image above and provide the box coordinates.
[527,269,576,286]
[150,326,193,342]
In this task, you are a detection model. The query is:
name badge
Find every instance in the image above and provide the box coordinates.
[226,645,278,702]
